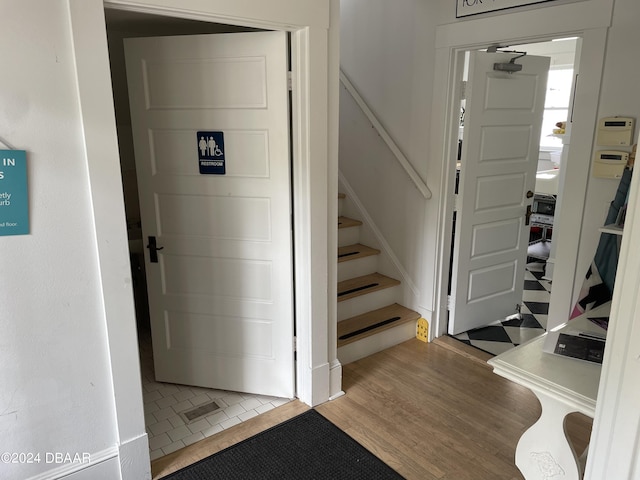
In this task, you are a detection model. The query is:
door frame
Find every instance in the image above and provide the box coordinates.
[448,51,551,336]
[69,0,340,477]
[430,3,612,339]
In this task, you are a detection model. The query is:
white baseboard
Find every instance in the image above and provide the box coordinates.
[300,361,332,407]
[24,434,150,480]
[329,359,344,400]
[118,434,151,480]
[26,446,120,480]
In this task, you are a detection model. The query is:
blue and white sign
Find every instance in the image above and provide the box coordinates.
[0,150,29,236]
[197,131,225,175]
[457,0,559,18]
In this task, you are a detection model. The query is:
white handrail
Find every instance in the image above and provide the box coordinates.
[339,70,432,199]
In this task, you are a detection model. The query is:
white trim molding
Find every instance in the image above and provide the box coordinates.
[118,434,151,480]
[457,0,566,19]
[585,163,640,479]
[431,23,610,338]
[69,1,339,478]
[25,447,119,480]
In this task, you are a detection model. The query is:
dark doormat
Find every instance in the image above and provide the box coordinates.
[163,409,405,480]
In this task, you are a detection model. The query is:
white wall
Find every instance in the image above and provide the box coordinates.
[1,0,339,477]
[572,0,640,303]
[340,0,434,176]
[340,0,640,323]
[0,1,120,479]
[338,86,427,306]
[339,0,437,313]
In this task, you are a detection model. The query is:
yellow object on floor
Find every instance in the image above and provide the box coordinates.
[416,318,429,343]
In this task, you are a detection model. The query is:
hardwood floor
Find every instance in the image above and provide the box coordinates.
[151,338,592,480]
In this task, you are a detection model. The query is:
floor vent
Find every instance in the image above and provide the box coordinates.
[180,400,222,424]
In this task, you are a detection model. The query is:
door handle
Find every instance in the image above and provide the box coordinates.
[525,205,532,226]
[146,236,164,263]
[526,190,534,199]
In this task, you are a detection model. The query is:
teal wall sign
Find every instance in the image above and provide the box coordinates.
[0,150,29,236]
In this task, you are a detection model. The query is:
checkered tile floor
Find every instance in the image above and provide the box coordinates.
[138,330,292,460]
[453,262,551,356]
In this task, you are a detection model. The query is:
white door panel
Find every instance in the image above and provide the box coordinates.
[125,32,294,397]
[142,57,269,109]
[471,218,522,258]
[149,129,270,177]
[449,52,550,335]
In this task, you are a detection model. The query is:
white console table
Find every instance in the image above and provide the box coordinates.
[487,304,609,479]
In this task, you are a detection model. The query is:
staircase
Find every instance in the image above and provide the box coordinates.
[337,193,421,364]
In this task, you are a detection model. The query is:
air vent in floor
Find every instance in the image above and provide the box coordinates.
[180,400,222,424]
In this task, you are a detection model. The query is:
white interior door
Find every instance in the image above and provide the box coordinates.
[125,31,294,397]
[449,51,550,335]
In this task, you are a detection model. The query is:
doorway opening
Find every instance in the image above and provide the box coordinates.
[448,37,579,356]
[104,8,293,461]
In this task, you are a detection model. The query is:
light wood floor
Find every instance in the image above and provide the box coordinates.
[151,338,592,480]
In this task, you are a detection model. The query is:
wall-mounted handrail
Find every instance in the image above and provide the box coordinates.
[339,70,432,199]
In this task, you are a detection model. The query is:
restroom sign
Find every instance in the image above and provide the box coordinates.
[197,131,225,175]
[0,150,29,236]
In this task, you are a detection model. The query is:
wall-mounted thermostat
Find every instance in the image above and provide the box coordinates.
[593,150,629,179]
[596,117,635,146]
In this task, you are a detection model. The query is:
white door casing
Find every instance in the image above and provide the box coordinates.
[125,31,295,397]
[449,51,550,335]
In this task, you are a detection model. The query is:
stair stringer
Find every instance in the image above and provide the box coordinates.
[338,172,420,310]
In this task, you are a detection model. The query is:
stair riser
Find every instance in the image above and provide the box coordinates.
[337,320,417,365]
[338,227,360,248]
[337,256,378,282]
[338,286,400,321]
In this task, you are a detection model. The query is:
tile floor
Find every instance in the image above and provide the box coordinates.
[138,330,291,460]
[453,262,551,356]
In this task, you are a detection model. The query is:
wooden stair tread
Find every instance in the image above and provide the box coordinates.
[338,192,346,199]
[337,303,420,347]
[338,216,362,229]
[337,273,400,302]
[338,243,380,263]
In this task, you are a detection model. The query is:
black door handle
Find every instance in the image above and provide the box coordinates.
[146,236,164,263]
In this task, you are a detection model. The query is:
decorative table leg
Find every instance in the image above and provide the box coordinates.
[515,391,583,480]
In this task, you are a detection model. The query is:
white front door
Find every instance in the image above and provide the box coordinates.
[449,51,550,335]
[125,32,294,397]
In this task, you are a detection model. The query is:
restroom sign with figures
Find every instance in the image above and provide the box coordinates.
[197,131,225,175]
